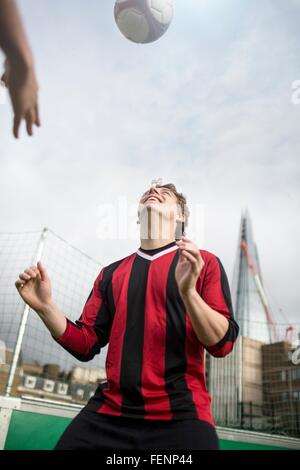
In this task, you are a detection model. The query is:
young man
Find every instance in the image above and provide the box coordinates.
[15,182,239,450]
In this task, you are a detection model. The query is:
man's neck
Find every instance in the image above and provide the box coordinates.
[140,238,176,250]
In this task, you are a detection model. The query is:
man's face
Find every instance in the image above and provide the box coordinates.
[138,185,185,240]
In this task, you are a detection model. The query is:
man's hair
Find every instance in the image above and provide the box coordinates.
[141,182,190,239]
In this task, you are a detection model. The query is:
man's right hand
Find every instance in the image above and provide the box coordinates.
[15,260,51,313]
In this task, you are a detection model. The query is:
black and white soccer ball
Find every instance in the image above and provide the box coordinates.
[114,0,173,44]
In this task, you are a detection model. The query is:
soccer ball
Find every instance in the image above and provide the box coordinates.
[114,0,173,44]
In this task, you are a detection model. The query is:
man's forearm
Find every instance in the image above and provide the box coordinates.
[180,288,229,346]
[0,0,33,65]
[36,301,67,339]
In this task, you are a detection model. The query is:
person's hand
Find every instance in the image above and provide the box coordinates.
[1,58,40,138]
[175,237,205,296]
[15,261,51,312]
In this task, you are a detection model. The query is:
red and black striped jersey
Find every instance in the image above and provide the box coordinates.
[53,241,239,424]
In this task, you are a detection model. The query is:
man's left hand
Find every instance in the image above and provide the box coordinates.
[175,237,205,296]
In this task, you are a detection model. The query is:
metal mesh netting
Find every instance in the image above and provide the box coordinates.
[0,231,41,352]
[0,229,107,405]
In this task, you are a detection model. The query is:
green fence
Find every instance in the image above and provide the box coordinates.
[1,397,299,451]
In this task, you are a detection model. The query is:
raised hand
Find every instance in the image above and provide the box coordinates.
[175,237,205,296]
[15,260,51,312]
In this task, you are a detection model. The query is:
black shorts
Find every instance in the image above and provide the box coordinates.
[54,406,219,450]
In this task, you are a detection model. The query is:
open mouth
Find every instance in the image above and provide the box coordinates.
[144,195,162,203]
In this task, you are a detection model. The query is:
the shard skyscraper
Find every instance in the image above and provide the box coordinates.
[208,210,273,426]
[231,209,273,344]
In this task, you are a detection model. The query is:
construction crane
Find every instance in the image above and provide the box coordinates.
[240,239,296,344]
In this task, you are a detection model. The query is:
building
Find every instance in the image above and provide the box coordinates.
[262,341,300,436]
[231,209,271,343]
[209,336,264,428]
[209,210,271,427]
[69,366,106,384]
[0,344,107,404]
[208,210,299,435]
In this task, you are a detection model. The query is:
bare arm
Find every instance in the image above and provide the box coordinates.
[0,0,40,137]
[175,237,239,356]
[180,288,228,346]
[15,261,66,339]
[36,301,67,340]
[175,237,228,345]
[0,0,33,64]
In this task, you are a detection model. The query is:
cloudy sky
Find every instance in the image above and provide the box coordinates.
[0,0,299,324]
